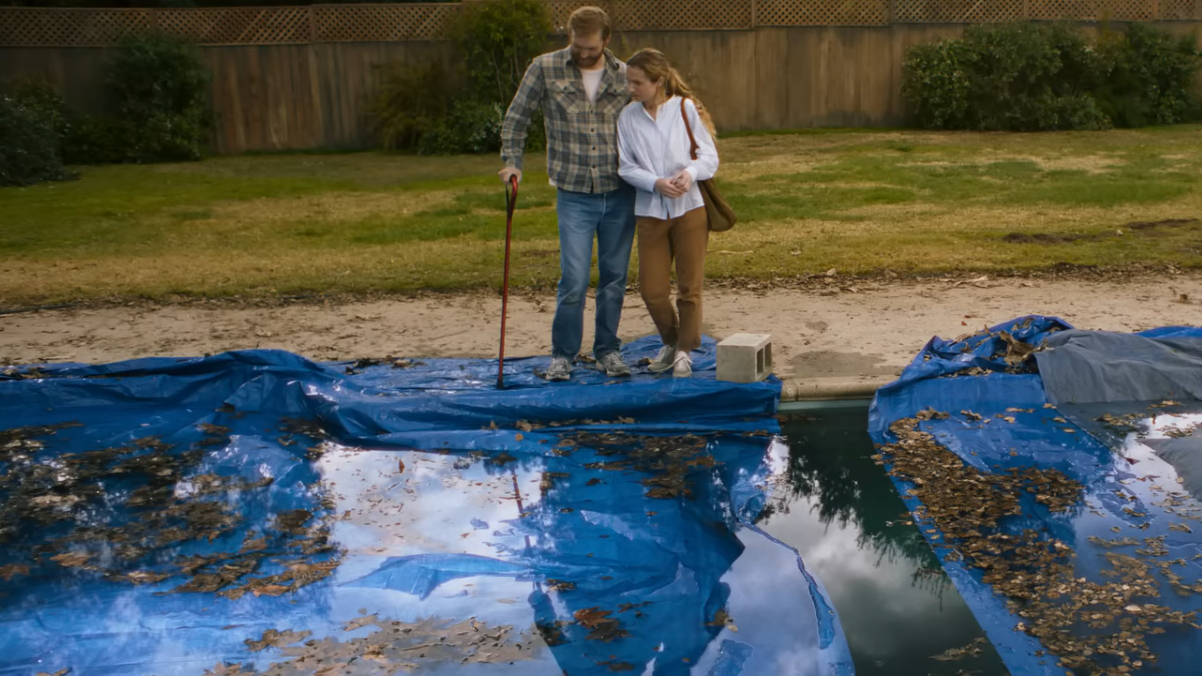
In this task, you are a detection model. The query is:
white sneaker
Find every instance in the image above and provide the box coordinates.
[648,345,677,373]
[672,351,692,378]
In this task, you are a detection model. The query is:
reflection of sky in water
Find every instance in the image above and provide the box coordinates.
[3,422,847,675]
[314,444,562,673]
[319,443,542,562]
[1063,406,1202,675]
[761,412,1008,676]
[311,435,850,676]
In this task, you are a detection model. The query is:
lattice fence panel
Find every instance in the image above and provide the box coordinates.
[610,0,752,30]
[894,0,1026,23]
[314,4,458,42]
[545,0,608,33]
[0,8,150,47]
[158,7,309,45]
[1160,0,1201,19]
[756,0,889,26]
[1029,0,1156,20]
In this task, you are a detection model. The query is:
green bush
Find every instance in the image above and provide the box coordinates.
[6,79,72,148]
[447,0,551,105]
[373,0,551,155]
[108,32,212,161]
[903,22,1200,131]
[1095,23,1202,127]
[900,39,974,129]
[62,117,129,165]
[418,99,505,155]
[61,32,213,164]
[0,81,72,187]
[372,61,453,151]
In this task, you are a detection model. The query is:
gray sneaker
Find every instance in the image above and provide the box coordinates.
[647,345,677,373]
[596,351,632,377]
[544,356,572,381]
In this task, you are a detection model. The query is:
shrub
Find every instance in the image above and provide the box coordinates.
[902,22,1202,131]
[0,81,72,187]
[447,0,551,105]
[372,61,454,151]
[903,22,1111,131]
[64,32,213,164]
[6,79,72,148]
[900,39,974,129]
[373,0,551,155]
[1094,23,1202,127]
[110,32,212,161]
[62,117,128,166]
[418,99,505,155]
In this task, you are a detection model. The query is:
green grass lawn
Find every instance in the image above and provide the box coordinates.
[2,126,1202,307]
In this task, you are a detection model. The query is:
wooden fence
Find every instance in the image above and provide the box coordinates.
[2,2,1201,153]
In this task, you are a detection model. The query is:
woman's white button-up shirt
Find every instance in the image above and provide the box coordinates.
[617,96,720,220]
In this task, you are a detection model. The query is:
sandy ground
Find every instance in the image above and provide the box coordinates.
[2,274,1199,397]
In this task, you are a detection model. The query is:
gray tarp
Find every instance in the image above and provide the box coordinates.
[1035,329,1202,405]
[1036,329,1202,500]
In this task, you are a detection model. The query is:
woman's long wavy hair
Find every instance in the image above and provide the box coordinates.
[626,48,717,137]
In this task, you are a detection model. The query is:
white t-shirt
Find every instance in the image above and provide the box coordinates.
[581,68,604,103]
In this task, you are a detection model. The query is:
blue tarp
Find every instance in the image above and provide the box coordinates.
[870,316,1202,676]
[0,336,853,676]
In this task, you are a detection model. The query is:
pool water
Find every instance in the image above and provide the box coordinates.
[761,409,1011,676]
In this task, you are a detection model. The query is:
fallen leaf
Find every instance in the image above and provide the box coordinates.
[0,564,30,581]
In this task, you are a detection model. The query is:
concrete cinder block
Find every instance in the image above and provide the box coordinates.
[716,333,773,383]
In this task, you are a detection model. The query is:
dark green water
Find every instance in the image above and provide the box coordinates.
[759,409,1011,676]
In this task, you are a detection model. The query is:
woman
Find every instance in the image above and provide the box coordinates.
[617,49,719,378]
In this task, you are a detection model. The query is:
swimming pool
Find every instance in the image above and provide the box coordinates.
[767,406,1009,676]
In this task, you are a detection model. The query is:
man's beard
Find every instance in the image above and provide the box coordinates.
[573,51,601,68]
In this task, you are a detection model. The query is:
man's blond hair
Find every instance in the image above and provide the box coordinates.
[568,6,611,40]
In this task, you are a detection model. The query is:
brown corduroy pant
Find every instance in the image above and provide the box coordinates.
[637,206,709,352]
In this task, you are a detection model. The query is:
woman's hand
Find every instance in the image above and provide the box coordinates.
[655,178,687,198]
[670,170,694,192]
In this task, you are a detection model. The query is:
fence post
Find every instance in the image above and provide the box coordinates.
[1022,0,1030,20]
[308,5,316,42]
[750,0,756,29]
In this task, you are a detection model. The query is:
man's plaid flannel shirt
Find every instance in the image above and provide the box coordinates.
[501,48,630,194]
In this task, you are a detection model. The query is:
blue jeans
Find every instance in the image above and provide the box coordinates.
[552,185,636,361]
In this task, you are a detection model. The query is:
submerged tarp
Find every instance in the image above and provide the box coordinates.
[0,336,853,676]
[870,316,1202,676]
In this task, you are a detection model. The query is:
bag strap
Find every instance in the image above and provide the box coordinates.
[680,97,699,161]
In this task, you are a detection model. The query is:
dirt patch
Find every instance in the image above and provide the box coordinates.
[1127,218,1200,231]
[1003,218,1200,245]
[1002,232,1094,244]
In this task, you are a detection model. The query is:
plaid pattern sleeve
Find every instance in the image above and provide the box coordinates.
[500,57,545,172]
[501,49,630,194]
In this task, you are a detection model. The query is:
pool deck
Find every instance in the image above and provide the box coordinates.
[781,375,887,401]
[2,275,1199,403]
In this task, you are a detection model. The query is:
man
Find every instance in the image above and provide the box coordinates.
[499,6,636,382]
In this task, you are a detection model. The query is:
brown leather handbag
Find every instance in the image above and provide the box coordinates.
[681,98,737,232]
